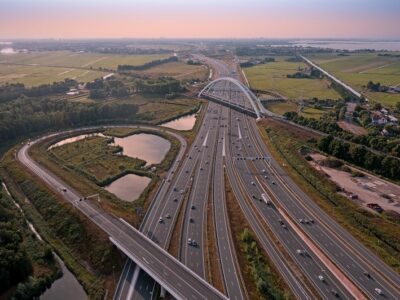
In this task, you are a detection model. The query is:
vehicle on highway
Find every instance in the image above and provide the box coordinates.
[318,275,324,282]
[191,205,195,210]
[261,193,270,205]
[375,288,383,295]
[159,218,163,223]
[166,214,171,219]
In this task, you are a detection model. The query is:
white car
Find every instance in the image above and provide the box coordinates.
[375,288,383,295]
[318,275,324,281]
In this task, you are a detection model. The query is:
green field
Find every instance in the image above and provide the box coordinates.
[0,63,107,86]
[137,61,208,81]
[243,58,342,100]
[0,51,172,86]
[310,53,400,106]
[266,101,327,119]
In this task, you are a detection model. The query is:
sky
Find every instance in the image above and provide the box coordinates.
[1,0,399,39]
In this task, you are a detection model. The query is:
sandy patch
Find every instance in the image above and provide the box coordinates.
[309,153,400,214]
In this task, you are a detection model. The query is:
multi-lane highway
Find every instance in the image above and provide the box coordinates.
[14,54,400,300]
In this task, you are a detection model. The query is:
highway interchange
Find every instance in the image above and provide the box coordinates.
[16,55,400,300]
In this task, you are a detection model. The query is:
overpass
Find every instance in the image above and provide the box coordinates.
[198,77,277,119]
[17,129,228,300]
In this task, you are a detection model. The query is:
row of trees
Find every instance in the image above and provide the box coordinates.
[318,135,400,180]
[117,56,178,71]
[0,97,138,146]
[284,111,400,158]
[0,188,33,293]
[87,79,129,99]
[0,79,77,103]
[136,77,181,95]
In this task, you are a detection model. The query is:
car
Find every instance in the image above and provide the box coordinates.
[299,219,304,224]
[251,181,255,186]
[251,194,256,199]
[200,167,203,171]
[185,170,189,173]
[158,218,163,223]
[180,189,184,194]
[173,198,178,202]
[271,181,275,185]
[191,205,195,209]
[192,240,197,246]
[282,224,287,230]
[189,218,194,223]
[305,219,310,224]
[187,238,192,245]
[167,179,171,183]
[331,290,339,297]
[318,275,324,281]
[264,175,268,179]
[205,161,209,165]
[375,288,383,295]
[189,156,192,159]
[363,271,371,278]
[262,169,266,173]
[173,187,177,192]
[166,214,171,219]
[278,219,284,225]
[62,188,67,192]
[309,219,314,223]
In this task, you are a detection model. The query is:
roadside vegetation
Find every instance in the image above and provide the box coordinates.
[0,183,61,300]
[258,119,400,272]
[225,173,294,300]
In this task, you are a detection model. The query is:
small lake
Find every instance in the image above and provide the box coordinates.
[161,113,197,131]
[105,173,151,202]
[40,254,87,300]
[112,133,170,165]
[49,133,105,149]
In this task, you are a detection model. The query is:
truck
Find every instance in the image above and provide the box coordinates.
[261,193,271,205]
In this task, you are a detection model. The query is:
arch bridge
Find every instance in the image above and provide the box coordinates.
[198,77,275,119]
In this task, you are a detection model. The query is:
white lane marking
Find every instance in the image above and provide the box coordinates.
[222,130,226,157]
[202,130,209,147]
[238,124,242,140]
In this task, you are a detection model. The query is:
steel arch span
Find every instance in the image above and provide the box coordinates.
[198,77,274,119]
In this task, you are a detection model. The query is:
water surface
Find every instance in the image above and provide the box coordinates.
[112,133,170,165]
[49,133,105,149]
[40,254,87,300]
[161,113,197,131]
[105,173,151,202]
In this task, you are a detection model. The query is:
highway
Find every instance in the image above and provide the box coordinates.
[15,54,400,300]
[201,55,400,299]
[16,125,227,300]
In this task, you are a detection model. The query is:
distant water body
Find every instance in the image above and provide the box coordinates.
[292,40,400,51]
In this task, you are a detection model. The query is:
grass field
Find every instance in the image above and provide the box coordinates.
[266,101,327,119]
[0,64,107,86]
[309,53,400,106]
[243,58,342,100]
[136,61,208,81]
[0,51,172,86]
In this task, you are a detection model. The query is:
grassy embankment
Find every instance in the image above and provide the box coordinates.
[1,151,121,300]
[0,124,182,299]
[258,119,400,272]
[0,184,62,300]
[310,53,400,107]
[225,172,294,300]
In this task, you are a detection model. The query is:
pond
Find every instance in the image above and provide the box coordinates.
[112,133,170,165]
[104,173,151,202]
[48,133,105,149]
[40,254,87,300]
[161,113,197,131]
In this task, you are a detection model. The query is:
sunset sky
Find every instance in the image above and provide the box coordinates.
[1,0,399,39]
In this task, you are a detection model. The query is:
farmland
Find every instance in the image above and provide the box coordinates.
[135,61,208,81]
[265,101,327,119]
[0,51,172,86]
[243,57,342,100]
[309,53,400,106]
